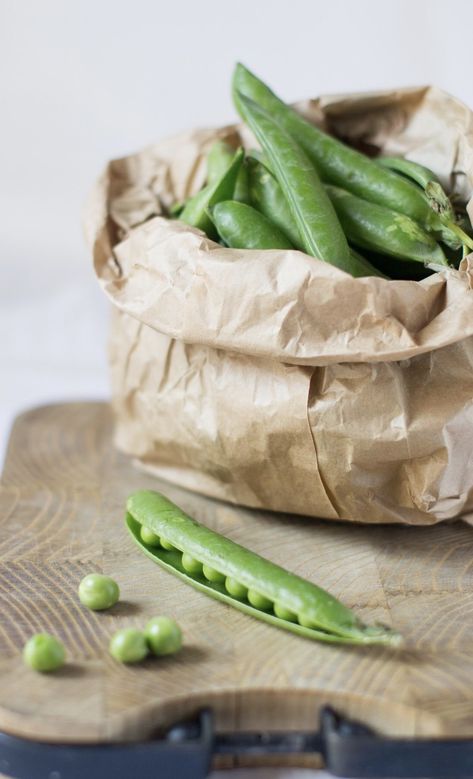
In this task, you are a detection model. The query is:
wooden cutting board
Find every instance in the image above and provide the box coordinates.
[1,402,473,748]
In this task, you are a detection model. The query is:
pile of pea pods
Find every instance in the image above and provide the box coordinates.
[172,63,473,279]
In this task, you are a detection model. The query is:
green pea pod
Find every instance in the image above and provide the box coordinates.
[378,156,456,232]
[233,159,250,203]
[233,64,431,219]
[326,185,448,266]
[246,157,386,277]
[378,156,442,191]
[246,148,267,165]
[207,140,236,184]
[126,491,402,647]
[232,64,473,253]
[349,247,389,279]
[236,92,355,273]
[206,140,250,203]
[210,200,294,249]
[169,200,185,218]
[246,156,303,248]
[180,148,244,239]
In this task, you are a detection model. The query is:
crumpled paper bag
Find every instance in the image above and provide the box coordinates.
[85,85,473,525]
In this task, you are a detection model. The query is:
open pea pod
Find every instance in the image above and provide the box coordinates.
[126,491,402,647]
[180,147,244,239]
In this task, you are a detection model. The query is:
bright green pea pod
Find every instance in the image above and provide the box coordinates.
[210,201,294,250]
[233,64,432,222]
[246,156,303,248]
[246,157,386,278]
[126,490,402,647]
[247,148,267,164]
[349,248,389,279]
[180,148,244,239]
[207,140,236,184]
[207,140,249,203]
[326,185,448,266]
[233,160,250,203]
[236,93,354,273]
[378,156,443,191]
[232,63,473,255]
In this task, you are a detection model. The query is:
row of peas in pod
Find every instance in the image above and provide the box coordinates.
[169,64,473,280]
[127,490,401,647]
[22,573,182,672]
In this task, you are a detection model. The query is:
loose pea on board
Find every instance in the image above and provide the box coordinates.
[109,628,149,664]
[23,633,66,673]
[126,490,402,647]
[145,616,182,656]
[78,573,120,611]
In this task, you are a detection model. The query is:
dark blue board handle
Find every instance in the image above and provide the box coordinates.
[1,707,473,779]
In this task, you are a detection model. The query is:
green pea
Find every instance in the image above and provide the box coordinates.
[160,538,175,551]
[109,628,148,664]
[140,526,161,547]
[298,614,317,629]
[145,616,182,656]
[248,590,272,610]
[203,565,225,583]
[78,573,120,611]
[225,577,247,599]
[181,553,203,576]
[23,633,66,673]
[274,603,297,622]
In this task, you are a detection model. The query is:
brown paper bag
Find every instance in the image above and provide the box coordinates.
[85,86,473,525]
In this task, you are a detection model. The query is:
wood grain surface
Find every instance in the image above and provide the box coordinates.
[1,402,473,746]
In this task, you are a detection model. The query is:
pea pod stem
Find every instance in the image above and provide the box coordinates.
[126,491,402,648]
[377,156,473,252]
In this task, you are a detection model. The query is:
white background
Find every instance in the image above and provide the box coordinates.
[2,1,473,776]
